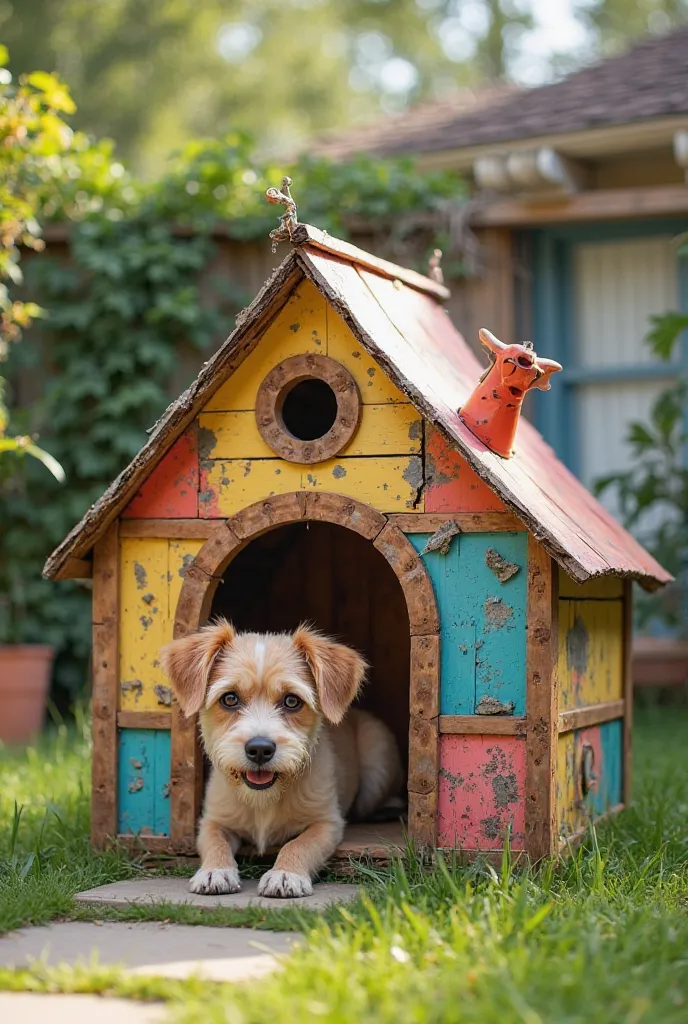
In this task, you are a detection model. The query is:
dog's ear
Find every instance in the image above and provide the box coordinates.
[160,619,236,718]
[293,625,366,724]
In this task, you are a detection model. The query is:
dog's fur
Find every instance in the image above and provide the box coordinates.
[160,619,403,898]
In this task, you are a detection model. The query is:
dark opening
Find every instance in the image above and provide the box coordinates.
[209,521,411,798]
[280,378,338,441]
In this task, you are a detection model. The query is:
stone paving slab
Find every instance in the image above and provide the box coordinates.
[0,920,297,983]
[75,876,359,910]
[0,993,166,1024]
[0,992,167,1024]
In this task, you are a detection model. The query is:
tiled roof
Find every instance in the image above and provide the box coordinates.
[315,28,688,159]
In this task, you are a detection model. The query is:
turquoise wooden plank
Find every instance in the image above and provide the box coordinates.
[117,729,171,835]
[410,532,528,715]
[597,719,623,815]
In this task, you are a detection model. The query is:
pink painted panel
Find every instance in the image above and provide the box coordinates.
[437,734,526,850]
[425,425,506,513]
[123,429,199,518]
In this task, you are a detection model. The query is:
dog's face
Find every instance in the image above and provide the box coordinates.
[161,621,366,803]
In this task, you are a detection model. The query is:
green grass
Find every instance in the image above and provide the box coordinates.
[1,707,687,1022]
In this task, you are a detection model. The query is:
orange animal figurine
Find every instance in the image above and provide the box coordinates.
[459,328,562,459]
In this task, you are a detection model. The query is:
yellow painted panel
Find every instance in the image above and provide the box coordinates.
[119,538,170,712]
[557,599,623,710]
[205,280,327,412]
[559,575,624,599]
[201,456,423,516]
[169,539,204,617]
[327,304,407,404]
[198,404,421,461]
[556,733,579,838]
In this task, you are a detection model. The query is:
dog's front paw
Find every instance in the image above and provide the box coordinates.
[189,867,241,895]
[258,869,313,899]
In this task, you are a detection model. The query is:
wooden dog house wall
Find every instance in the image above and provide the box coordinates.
[44,226,670,863]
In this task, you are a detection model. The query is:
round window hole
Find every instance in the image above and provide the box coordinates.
[280,378,338,441]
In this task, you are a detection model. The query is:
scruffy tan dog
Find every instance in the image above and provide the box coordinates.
[161,619,403,899]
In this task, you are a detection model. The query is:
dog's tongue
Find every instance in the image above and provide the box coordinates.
[245,770,275,786]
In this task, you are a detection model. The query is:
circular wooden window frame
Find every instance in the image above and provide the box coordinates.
[170,491,440,855]
[255,353,361,464]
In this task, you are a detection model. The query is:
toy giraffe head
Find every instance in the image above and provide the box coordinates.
[459,329,562,459]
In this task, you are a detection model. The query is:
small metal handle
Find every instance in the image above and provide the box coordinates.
[581,743,597,797]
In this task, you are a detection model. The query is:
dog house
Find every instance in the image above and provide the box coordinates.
[44,219,670,863]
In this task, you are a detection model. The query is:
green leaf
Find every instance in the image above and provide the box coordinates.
[645,312,688,361]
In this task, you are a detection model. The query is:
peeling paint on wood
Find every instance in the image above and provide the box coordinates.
[119,537,203,711]
[122,429,198,519]
[485,547,520,583]
[117,728,171,836]
[411,532,527,715]
[437,735,526,850]
[558,599,623,710]
[422,519,461,556]
[200,456,423,516]
[327,303,408,404]
[198,403,421,460]
[559,575,624,600]
[475,695,515,716]
[557,720,623,839]
[425,425,507,513]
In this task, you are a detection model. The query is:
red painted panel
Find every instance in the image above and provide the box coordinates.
[437,734,526,850]
[123,429,199,519]
[425,425,506,513]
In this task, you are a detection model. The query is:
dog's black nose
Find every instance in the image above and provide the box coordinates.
[245,737,276,765]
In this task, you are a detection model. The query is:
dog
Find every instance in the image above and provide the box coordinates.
[160,619,403,898]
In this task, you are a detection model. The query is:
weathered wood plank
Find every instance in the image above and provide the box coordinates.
[117,711,171,729]
[410,532,528,716]
[54,557,92,580]
[391,512,522,532]
[558,574,624,599]
[120,519,215,538]
[327,303,409,404]
[557,720,623,840]
[91,523,119,848]
[122,428,198,519]
[408,634,439,849]
[473,185,688,228]
[623,580,633,806]
[117,728,171,836]
[439,715,527,736]
[198,403,421,461]
[524,539,557,861]
[437,735,526,850]
[425,425,507,513]
[557,598,624,710]
[374,524,439,636]
[200,456,423,518]
[557,699,624,733]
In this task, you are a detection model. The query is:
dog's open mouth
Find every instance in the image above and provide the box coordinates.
[242,770,278,790]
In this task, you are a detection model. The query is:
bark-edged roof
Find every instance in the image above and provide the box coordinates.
[43,225,671,589]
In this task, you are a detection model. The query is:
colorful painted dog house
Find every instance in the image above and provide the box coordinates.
[44,221,670,862]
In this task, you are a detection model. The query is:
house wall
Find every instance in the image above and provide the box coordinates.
[556,574,626,841]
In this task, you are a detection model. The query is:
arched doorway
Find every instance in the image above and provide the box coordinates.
[170,491,440,856]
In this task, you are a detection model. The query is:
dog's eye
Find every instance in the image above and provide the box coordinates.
[219,692,240,710]
[282,694,303,711]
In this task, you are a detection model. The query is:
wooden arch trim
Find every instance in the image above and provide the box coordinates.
[170,490,440,854]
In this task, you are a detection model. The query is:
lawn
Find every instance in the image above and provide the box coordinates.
[1,705,687,1023]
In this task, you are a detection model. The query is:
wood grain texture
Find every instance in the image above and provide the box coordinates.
[91,523,119,848]
[425,425,507,513]
[199,403,421,461]
[408,634,440,849]
[53,556,92,580]
[120,520,215,538]
[374,524,440,636]
[410,532,528,716]
[439,715,526,736]
[558,575,624,599]
[557,598,624,710]
[391,512,522,532]
[199,455,423,518]
[117,711,171,729]
[117,728,171,836]
[122,428,198,519]
[623,580,633,805]
[558,700,624,734]
[524,539,557,861]
[437,735,527,850]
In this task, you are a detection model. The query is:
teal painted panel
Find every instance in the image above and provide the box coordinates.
[597,719,623,815]
[410,532,528,715]
[117,729,171,836]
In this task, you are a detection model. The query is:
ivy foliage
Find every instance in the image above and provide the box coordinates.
[1,114,465,707]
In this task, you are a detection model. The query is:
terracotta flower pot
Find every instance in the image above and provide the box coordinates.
[0,644,54,745]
